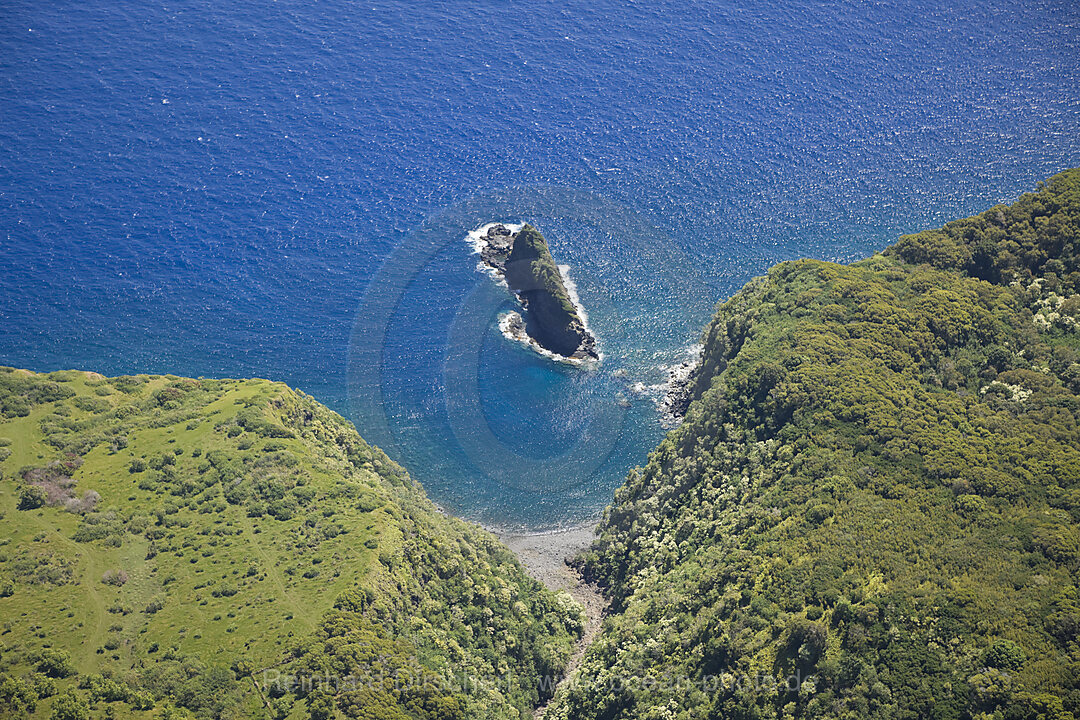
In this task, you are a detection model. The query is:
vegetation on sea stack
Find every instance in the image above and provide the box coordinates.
[544,169,1080,720]
[499,224,598,360]
[504,225,580,322]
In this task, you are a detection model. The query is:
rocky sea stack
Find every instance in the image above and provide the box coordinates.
[477,223,599,362]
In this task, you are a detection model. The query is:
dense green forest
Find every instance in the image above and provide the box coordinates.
[0,372,583,719]
[544,169,1080,720]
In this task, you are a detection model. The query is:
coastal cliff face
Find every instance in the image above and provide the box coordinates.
[479,224,598,361]
[545,170,1080,720]
[0,371,583,719]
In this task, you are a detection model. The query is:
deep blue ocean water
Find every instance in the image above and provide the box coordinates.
[2,0,1078,529]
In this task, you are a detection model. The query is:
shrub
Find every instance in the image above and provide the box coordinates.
[211,584,238,598]
[101,570,128,586]
[34,649,74,678]
[0,673,38,716]
[28,673,56,699]
[17,486,47,510]
[957,494,988,515]
[49,690,88,720]
[129,690,154,710]
[147,453,175,471]
[267,497,298,521]
[356,495,380,513]
[79,673,128,702]
[72,397,109,414]
[152,386,184,406]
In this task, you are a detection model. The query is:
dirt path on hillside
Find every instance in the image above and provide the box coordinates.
[496,525,607,719]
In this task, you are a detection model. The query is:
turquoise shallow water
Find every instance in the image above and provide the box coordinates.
[2,0,1079,528]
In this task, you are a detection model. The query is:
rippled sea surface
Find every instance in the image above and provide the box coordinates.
[2,0,1078,528]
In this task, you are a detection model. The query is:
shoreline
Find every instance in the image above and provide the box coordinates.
[493,522,598,591]
[428,500,601,579]
[554,263,602,362]
[497,310,598,368]
[626,343,703,427]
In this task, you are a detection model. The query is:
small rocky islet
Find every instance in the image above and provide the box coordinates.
[475,223,599,362]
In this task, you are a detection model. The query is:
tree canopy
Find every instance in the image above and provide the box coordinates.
[545,169,1080,720]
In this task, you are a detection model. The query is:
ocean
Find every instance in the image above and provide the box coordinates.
[2,0,1078,529]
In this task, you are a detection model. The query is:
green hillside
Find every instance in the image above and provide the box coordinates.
[0,371,583,719]
[544,170,1080,720]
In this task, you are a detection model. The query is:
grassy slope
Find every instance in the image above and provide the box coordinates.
[0,372,583,719]
[544,170,1080,720]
